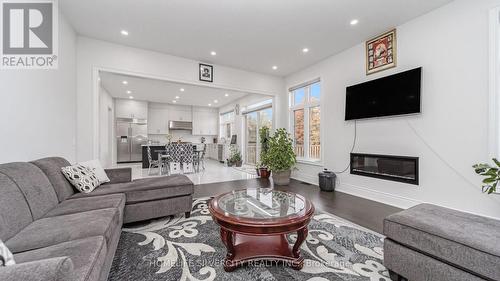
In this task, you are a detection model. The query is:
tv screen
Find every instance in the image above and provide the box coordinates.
[345,67,421,120]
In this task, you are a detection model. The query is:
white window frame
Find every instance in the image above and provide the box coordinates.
[289,79,322,163]
[243,100,274,165]
[219,111,234,140]
[483,7,500,195]
[489,7,500,159]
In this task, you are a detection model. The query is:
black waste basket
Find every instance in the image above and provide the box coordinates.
[318,169,336,192]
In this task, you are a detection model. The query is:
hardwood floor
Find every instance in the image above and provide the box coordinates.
[194,178,402,234]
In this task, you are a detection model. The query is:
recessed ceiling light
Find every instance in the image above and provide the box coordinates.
[129,96,134,99]
[272,66,278,70]
[350,19,359,25]
[120,30,129,36]
[302,48,309,53]
[172,100,177,103]
[214,99,218,103]
[180,88,185,92]
[224,93,229,97]
[126,90,132,94]
[210,51,217,56]
[122,80,128,85]
[208,103,212,106]
[175,96,180,99]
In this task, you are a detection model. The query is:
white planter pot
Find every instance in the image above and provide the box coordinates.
[272,170,291,185]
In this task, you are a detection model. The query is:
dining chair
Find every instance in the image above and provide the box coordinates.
[199,144,207,171]
[192,144,204,172]
[161,145,173,175]
[147,146,162,175]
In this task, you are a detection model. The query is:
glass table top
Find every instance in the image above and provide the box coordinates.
[217,189,306,219]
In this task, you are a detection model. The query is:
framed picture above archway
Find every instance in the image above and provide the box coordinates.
[199,63,214,82]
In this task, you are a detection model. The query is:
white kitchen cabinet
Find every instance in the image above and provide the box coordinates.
[115,99,148,119]
[148,107,169,134]
[168,108,192,122]
[192,107,218,136]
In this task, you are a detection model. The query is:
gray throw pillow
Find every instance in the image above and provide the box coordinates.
[0,240,15,266]
[61,164,100,193]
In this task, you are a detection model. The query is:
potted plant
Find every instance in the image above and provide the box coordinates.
[473,159,500,194]
[227,146,243,167]
[267,128,296,185]
[257,126,271,179]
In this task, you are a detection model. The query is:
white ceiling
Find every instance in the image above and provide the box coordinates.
[61,0,452,76]
[99,71,256,107]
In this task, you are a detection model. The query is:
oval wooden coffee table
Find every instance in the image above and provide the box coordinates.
[209,188,314,272]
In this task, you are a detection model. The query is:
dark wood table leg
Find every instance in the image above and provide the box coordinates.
[291,227,308,270]
[220,228,237,272]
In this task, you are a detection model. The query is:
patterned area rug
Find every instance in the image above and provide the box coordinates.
[108,198,390,281]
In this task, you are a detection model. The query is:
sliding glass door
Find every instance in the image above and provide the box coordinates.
[246,112,258,164]
[245,107,273,165]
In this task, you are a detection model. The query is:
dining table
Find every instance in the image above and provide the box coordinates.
[156,144,205,175]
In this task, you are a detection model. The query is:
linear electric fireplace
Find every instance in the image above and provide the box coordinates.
[350,153,419,185]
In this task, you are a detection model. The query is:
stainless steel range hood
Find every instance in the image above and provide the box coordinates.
[169,120,192,130]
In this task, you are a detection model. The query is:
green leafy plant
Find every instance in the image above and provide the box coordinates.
[472,159,500,194]
[229,146,242,163]
[259,126,270,168]
[267,128,296,172]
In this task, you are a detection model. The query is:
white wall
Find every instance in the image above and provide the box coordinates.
[0,14,77,163]
[76,37,286,162]
[285,0,500,218]
[98,84,114,167]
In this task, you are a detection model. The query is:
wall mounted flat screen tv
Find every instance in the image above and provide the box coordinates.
[345,67,421,120]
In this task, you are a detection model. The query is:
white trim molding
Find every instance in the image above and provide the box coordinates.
[336,182,422,210]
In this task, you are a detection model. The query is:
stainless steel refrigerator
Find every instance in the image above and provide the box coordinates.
[116,118,148,163]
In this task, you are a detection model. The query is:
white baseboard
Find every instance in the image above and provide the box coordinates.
[291,174,421,209]
[291,172,318,185]
[336,182,421,209]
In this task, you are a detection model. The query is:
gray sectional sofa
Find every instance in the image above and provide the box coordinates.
[0,157,194,281]
[384,203,500,281]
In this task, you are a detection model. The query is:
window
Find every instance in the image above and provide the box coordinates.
[293,109,305,157]
[289,80,321,161]
[244,102,273,165]
[220,111,234,140]
[491,7,500,159]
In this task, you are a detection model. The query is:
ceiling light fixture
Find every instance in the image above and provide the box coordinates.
[208,103,212,106]
[210,51,217,56]
[172,100,177,103]
[350,19,359,25]
[126,90,132,94]
[121,30,129,36]
[302,48,309,53]
[175,96,180,99]
[129,96,134,99]
[214,100,218,103]
[272,66,278,70]
[224,93,229,97]
[122,80,128,85]
[180,88,185,92]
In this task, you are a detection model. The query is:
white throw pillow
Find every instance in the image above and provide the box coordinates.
[79,159,110,184]
[0,240,15,266]
[61,164,100,193]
